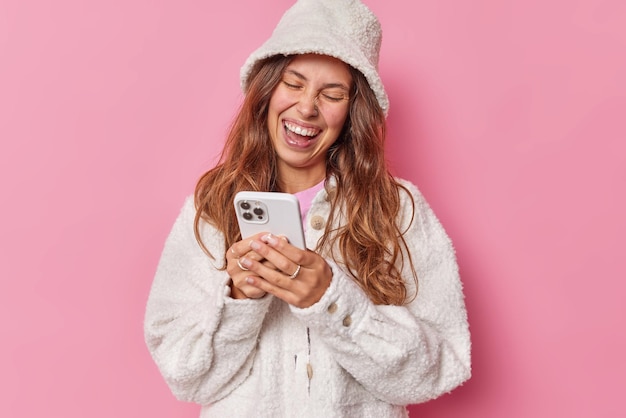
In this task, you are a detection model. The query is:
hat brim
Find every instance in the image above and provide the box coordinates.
[240,29,389,116]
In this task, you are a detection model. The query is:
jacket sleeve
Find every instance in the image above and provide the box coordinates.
[290,182,471,405]
[144,197,273,404]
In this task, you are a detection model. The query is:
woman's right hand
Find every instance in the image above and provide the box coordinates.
[226,233,270,299]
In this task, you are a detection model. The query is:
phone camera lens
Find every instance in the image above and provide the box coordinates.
[240,201,251,210]
[253,207,264,216]
[242,212,253,220]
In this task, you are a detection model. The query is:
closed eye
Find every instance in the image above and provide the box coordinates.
[321,93,347,102]
[282,80,303,90]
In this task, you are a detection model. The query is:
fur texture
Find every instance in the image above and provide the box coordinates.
[144,179,471,417]
[240,0,389,115]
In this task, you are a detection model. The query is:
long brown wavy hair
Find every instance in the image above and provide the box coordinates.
[194,55,416,305]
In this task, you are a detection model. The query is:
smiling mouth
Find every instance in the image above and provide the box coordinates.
[284,121,320,138]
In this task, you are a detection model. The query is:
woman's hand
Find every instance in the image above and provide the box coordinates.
[226,233,271,299]
[238,233,333,308]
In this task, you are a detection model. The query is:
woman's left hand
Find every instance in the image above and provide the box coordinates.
[237,233,332,308]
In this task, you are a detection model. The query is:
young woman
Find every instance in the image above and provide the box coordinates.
[144,0,471,416]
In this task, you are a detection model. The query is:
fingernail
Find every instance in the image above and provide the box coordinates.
[250,240,262,251]
[262,233,278,245]
[240,257,252,268]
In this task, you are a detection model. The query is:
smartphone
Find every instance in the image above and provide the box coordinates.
[234,191,306,250]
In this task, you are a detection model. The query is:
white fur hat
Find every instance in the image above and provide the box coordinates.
[240,0,389,115]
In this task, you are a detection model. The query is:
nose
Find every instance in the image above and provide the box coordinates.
[296,91,319,118]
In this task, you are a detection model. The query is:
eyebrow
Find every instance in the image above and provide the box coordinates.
[284,69,350,91]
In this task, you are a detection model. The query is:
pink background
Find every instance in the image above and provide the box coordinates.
[1,0,625,416]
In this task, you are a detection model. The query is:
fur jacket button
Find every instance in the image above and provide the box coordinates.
[310,215,326,230]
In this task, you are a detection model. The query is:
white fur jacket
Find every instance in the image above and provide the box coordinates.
[144,179,471,417]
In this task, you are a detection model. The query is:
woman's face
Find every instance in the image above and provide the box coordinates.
[267,54,352,189]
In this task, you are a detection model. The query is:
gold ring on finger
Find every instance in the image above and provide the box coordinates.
[288,264,301,279]
[237,259,249,271]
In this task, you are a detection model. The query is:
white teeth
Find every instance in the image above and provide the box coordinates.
[285,122,318,137]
